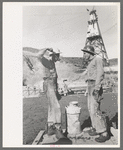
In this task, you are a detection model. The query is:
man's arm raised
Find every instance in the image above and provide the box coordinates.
[38,48,53,58]
[23,48,53,58]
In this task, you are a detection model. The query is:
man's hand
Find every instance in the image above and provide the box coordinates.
[47,48,53,52]
[84,91,88,97]
[81,69,88,80]
[93,89,99,96]
[92,89,99,101]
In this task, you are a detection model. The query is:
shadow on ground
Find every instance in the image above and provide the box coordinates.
[23,93,118,144]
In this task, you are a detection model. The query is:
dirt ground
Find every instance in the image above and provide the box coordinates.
[23,93,118,145]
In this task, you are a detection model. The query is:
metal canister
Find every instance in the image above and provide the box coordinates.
[65,101,81,137]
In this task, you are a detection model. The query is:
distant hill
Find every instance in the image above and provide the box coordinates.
[23,47,118,87]
[108,58,118,66]
[61,57,118,67]
[23,47,40,53]
[23,47,118,66]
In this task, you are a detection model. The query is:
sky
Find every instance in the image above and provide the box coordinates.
[23,3,119,58]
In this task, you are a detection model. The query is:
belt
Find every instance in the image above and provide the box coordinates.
[43,76,56,80]
[87,79,95,82]
[43,77,48,80]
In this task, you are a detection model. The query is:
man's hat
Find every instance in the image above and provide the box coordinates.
[81,45,96,55]
[49,48,61,56]
[63,79,67,82]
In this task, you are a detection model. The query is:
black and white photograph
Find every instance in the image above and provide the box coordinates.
[3,2,120,147]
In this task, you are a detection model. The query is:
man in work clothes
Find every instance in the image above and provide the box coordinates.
[81,45,109,143]
[23,48,62,135]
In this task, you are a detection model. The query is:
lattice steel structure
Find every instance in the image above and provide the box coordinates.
[85,9,109,63]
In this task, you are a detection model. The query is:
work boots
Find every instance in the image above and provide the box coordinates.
[95,132,110,143]
[47,124,56,135]
[43,127,72,145]
[88,128,99,136]
[45,123,62,136]
[88,128,110,143]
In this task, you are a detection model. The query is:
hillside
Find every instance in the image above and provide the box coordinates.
[23,47,118,66]
[23,47,118,88]
[23,47,40,53]
[62,57,118,68]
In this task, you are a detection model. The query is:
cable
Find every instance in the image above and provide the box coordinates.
[102,23,117,34]
[52,19,86,42]
[37,14,86,42]
[25,11,86,17]
[38,13,84,31]
[51,17,117,44]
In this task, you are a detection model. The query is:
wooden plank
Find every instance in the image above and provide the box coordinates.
[32,130,45,145]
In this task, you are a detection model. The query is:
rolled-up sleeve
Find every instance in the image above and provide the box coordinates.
[95,57,104,90]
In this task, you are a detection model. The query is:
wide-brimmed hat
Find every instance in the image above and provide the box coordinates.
[81,45,96,55]
[49,48,61,56]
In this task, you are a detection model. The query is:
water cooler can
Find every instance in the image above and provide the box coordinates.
[65,101,81,137]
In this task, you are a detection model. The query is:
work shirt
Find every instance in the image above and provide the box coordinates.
[86,55,104,90]
[38,57,57,79]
